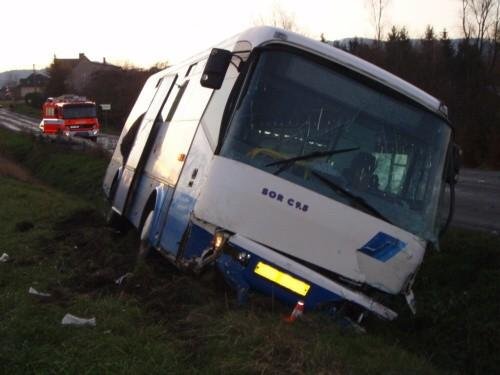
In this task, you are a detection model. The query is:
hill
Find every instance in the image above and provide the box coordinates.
[0,70,38,87]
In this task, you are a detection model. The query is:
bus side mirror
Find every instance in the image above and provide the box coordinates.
[200,48,232,90]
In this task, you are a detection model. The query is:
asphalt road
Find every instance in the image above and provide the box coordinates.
[0,108,498,233]
[454,168,500,234]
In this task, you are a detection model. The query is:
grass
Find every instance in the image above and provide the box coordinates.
[0,100,42,118]
[0,129,499,374]
[0,177,180,373]
[371,229,500,373]
[0,128,109,210]
[0,175,439,374]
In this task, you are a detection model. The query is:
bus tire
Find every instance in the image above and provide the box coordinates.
[138,210,154,260]
[106,208,128,233]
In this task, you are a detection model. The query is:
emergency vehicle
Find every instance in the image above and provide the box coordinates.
[39,95,100,141]
[103,27,459,320]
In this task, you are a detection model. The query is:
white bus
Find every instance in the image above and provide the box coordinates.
[103,27,459,320]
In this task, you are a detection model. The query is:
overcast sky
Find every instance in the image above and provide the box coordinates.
[2,0,462,73]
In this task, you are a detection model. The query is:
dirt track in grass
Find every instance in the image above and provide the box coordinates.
[0,155,42,185]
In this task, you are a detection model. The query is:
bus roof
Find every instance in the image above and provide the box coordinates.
[153,26,447,119]
[237,27,446,118]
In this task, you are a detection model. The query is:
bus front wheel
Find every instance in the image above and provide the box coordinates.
[106,208,128,233]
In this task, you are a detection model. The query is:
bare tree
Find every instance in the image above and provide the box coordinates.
[366,0,390,43]
[461,0,499,53]
[496,1,500,38]
[462,0,473,39]
[150,61,170,72]
[474,0,496,51]
[491,1,500,69]
[495,1,500,39]
[254,4,303,34]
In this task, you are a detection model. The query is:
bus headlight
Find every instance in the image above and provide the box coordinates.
[237,251,251,265]
[213,231,227,251]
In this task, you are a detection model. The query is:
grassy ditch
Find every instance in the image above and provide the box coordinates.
[0,130,499,374]
[0,128,109,209]
[0,100,42,119]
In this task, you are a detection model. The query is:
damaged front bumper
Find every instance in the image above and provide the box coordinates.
[215,233,398,320]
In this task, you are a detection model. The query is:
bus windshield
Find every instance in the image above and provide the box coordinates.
[220,49,451,241]
[62,104,97,119]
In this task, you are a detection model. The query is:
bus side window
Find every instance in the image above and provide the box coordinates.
[185,62,197,77]
[163,81,188,122]
[120,113,145,163]
[150,73,213,184]
[169,78,213,122]
[121,74,177,167]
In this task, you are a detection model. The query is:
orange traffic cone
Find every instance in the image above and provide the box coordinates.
[284,300,305,323]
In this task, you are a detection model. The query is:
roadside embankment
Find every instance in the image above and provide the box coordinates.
[0,129,499,374]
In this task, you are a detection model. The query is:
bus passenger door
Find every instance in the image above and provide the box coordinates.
[155,69,214,256]
[113,74,178,215]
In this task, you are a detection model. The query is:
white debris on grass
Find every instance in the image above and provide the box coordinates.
[61,313,96,327]
[0,253,9,263]
[28,287,51,297]
[115,272,133,285]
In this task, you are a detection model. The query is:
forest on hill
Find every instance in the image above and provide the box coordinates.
[339,25,500,168]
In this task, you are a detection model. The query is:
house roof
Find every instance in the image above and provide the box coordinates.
[19,73,49,87]
[54,53,118,70]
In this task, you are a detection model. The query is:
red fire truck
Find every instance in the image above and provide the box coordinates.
[39,95,100,141]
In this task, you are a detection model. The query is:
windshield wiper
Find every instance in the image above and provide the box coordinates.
[310,170,394,225]
[266,147,359,176]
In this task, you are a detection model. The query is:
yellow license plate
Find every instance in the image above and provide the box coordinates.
[254,261,311,296]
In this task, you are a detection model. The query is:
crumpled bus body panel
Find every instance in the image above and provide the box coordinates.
[194,156,426,295]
